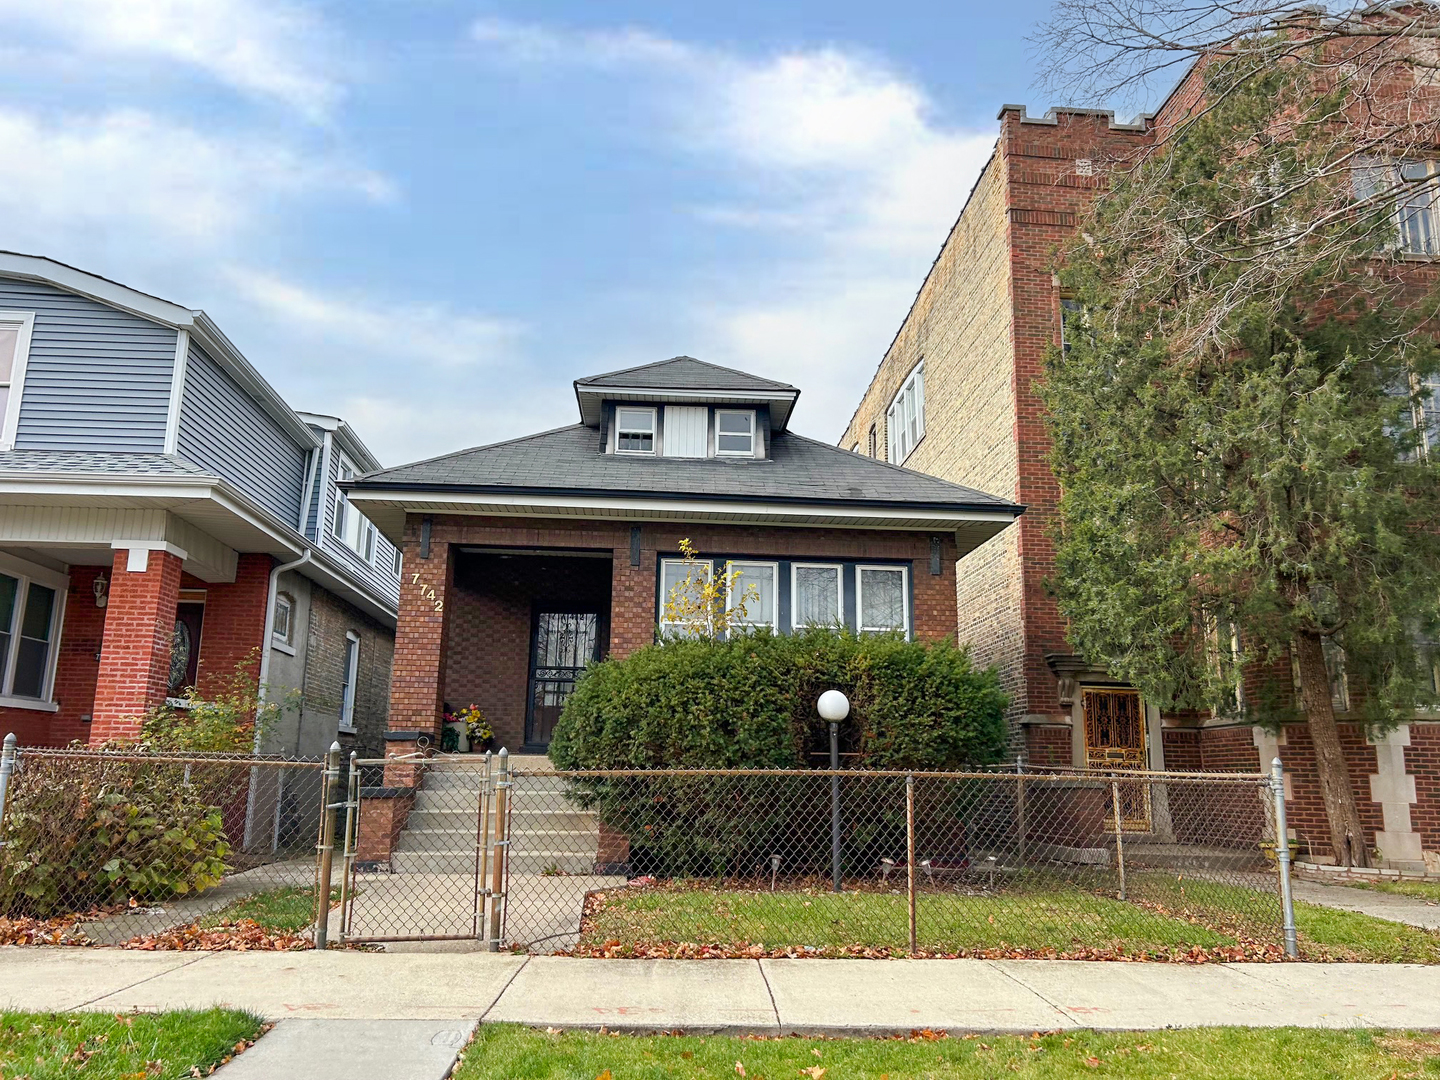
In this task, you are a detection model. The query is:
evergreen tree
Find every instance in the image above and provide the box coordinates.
[1043,57,1440,867]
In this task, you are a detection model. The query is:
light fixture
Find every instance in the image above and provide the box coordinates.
[816,689,849,722]
[92,572,109,609]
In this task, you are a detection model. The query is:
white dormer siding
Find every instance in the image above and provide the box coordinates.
[662,406,707,457]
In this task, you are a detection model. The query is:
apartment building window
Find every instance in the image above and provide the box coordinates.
[339,631,360,732]
[1204,609,1245,717]
[1060,298,1087,354]
[1356,160,1440,256]
[0,311,35,451]
[0,557,65,705]
[886,363,924,464]
[1291,638,1350,713]
[616,407,657,454]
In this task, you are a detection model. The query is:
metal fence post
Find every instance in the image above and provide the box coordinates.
[488,748,510,952]
[830,722,842,893]
[1015,755,1027,867]
[1271,757,1300,958]
[1110,777,1127,901]
[474,750,493,941]
[337,751,359,944]
[0,734,17,857]
[905,773,917,956]
[314,740,342,950]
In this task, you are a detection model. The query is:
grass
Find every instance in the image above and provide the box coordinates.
[197,886,338,934]
[581,875,1440,961]
[1334,878,1440,905]
[451,1024,1440,1079]
[0,1009,263,1079]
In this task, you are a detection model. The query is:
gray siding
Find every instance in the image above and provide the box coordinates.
[318,447,401,607]
[2,279,177,451]
[176,341,307,524]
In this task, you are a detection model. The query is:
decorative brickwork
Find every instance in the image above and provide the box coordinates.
[89,548,184,744]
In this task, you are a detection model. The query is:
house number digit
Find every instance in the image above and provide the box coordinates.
[411,577,443,613]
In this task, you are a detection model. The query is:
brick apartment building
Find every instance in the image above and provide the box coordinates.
[840,86,1440,869]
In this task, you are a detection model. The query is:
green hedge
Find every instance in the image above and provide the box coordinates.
[550,628,1009,772]
[548,630,1008,878]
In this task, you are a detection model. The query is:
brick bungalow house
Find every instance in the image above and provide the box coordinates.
[0,253,399,759]
[344,356,1023,759]
[839,80,1440,867]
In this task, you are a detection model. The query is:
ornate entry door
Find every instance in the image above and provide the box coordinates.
[1081,687,1151,830]
[525,611,599,749]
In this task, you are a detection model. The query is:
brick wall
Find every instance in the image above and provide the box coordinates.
[186,553,270,695]
[90,548,184,743]
[1024,723,1072,767]
[1409,722,1440,854]
[304,584,395,759]
[1160,728,1203,771]
[388,514,961,741]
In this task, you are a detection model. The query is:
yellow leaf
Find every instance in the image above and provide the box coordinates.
[595,1072,612,1080]
[736,1062,747,1076]
[800,1068,827,1080]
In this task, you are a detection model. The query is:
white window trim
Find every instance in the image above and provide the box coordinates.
[658,556,712,637]
[886,362,925,464]
[391,546,403,578]
[715,409,757,458]
[856,563,910,638]
[271,592,296,656]
[615,406,658,456]
[0,311,37,452]
[0,550,67,707]
[339,631,360,732]
[724,560,779,631]
[791,563,844,629]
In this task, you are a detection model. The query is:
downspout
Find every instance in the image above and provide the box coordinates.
[244,546,312,852]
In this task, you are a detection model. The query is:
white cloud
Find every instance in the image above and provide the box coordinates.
[224,267,523,369]
[469,18,994,442]
[0,0,341,118]
[0,107,390,250]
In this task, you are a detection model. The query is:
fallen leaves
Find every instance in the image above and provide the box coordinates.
[799,1066,827,1079]
[120,919,311,952]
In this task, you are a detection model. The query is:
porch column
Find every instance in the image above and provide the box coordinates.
[89,545,184,745]
[387,533,452,751]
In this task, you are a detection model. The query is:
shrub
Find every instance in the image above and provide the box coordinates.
[549,628,1008,772]
[0,755,230,918]
[139,651,288,754]
[548,629,1008,878]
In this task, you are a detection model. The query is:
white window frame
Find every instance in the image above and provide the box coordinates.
[0,311,36,452]
[339,631,360,732]
[0,551,66,710]
[886,362,925,464]
[791,563,844,629]
[391,546,403,578]
[615,406,658,456]
[1356,159,1440,256]
[271,592,295,655]
[724,560,778,631]
[856,563,910,638]
[658,556,712,638]
[333,456,354,541]
[715,409,757,458]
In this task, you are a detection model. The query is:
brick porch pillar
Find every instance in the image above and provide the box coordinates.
[387,533,453,750]
[89,545,184,745]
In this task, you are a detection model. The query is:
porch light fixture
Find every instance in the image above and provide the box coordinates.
[92,572,108,609]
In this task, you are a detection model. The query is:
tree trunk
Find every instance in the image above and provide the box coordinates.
[1294,630,1372,868]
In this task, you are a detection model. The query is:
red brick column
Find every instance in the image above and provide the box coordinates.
[387,534,452,744]
[90,546,184,744]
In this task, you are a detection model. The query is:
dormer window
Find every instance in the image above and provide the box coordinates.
[616,407,656,454]
[716,410,755,457]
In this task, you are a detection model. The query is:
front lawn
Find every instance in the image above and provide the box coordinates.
[0,1009,264,1079]
[451,1025,1440,1079]
[1332,878,1440,905]
[198,886,337,935]
[575,876,1440,962]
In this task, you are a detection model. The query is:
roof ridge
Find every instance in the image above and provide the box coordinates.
[575,355,798,391]
[360,423,589,479]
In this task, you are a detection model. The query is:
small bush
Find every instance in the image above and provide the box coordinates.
[550,628,1008,771]
[0,756,230,918]
[548,629,1008,877]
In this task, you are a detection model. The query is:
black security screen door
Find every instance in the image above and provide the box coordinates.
[526,611,600,749]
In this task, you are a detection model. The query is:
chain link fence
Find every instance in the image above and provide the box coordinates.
[0,741,325,945]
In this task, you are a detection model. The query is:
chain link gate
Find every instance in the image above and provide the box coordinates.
[336,749,513,946]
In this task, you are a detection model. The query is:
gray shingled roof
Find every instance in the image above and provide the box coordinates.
[575,356,799,394]
[0,451,216,478]
[352,424,1017,512]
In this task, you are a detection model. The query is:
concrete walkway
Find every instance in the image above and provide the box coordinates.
[4,948,1440,1035]
[1293,879,1440,931]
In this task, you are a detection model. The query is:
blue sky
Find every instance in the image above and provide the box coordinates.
[0,0,1079,466]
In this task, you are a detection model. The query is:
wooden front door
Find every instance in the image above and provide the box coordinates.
[525,610,600,749]
[1081,687,1151,830]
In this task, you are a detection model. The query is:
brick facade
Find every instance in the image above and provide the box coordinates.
[186,553,270,697]
[304,583,395,759]
[89,548,184,743]
[387,514,962,746]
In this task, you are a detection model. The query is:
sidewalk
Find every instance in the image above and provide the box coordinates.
[1293,879,1440,931]
[3,947,1438,1034]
